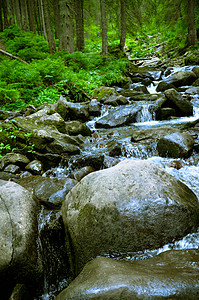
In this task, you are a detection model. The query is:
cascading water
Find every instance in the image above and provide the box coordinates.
[37,64,199,299]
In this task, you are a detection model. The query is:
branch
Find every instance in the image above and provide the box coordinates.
[0,49,29,64]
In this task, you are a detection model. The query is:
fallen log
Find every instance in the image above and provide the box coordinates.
[0,48,28,64]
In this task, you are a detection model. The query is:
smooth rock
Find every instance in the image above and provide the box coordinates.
[56,250,199,300]
[62,159,199,273]
[157,131,195,158]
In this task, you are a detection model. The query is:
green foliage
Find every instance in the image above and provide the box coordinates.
[0,25,49,61]
[32,87,60,106]
[31,57,66,85]
[0,121,35,157]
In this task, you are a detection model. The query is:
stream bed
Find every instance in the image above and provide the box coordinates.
[37,64,199,299]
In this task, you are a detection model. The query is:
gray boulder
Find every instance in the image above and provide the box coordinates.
[55,96,89,121]
[0,153,30,170]
[95,105,141,128]
[0,180,40,287]
[56,250,199,300]
[157,131,195,158]
[62,159,199,273]
[104,95,128,106]
[65,121,91,136]
[164,70,197,87]
[164,88,193,116]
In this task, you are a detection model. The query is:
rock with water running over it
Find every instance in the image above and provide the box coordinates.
[95,105,141,128]
[157,131,195,158]
[62,159,199,274]
[56,250,199,300]
[164,88,193,116]
[164,70,197,87]
[0,180,40,297]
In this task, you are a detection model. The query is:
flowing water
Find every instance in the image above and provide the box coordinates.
[38,65,199,299]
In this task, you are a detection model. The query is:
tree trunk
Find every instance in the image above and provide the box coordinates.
[27,0,36,33]
[14,0,22,28]
[2,0,9,29]
[0,0,3,31]
[43,0,56,53]
[100,0,108,56]
[58,0,75,53]
[187,0,197,46]
[7,0,15,25]
[75,0,84,51]
[119,0,126,50]
[40,0,47,39]
[54,0,60,39]
[20,0,29,31]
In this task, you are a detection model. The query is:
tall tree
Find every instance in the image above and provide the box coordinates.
[7,0,15,26]
[14,0,22,28]
[75,0,85,51]
[2,1,9,29]
[58,0,74,53]
[20,0,29,31]
[100,0,108,56]
[119,0,126,50]
[54,0,60,39]
[0,0,3,31]
[27,0,36,33]
[43,0,56,53]
[187,0,197,46]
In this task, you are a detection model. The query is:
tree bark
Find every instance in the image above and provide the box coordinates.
[43,0,56,53]
[100,0,108,56]
[119,0,126,50]
[75,0,84,51]
[2,0,9,29]
[7,0,15,25]
[20,0,29,31]
[58,0,75,53]
[27,0,36,33]
[14,0,22,28]
[0,0,3,31]
[54,0,60,39]
[187,0,197,46]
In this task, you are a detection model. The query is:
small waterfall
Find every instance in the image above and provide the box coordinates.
[136,104,155,123]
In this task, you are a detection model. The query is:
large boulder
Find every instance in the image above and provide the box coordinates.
[164,88,193,116]
[164,70,197,87]
[95,105,141,128]
[0,180,40,297]
[62,159,199,274]
[56,250,199,300]
[157,131,195,158]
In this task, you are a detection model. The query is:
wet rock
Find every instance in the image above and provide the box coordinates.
[130,83,149,94]
[157,107,177,120]
[103,155,120,168]
[0,110,21,121]
[164,88,193,116]
[192,78,199,86]
[4,164,21,174]
[62,159,199,273]
[0,180,40,296]
[95,87,117,102]
[131,126,180,142]
[25,160,43,175]
[0,153,30,170]
[71,166,95,182]
[107,140,122,157]
[88,100,101,116]
[104,95,128,106]
[0,171,19,181]
[164,70,197,87]
[95,105,141,128]
[55,96,89,121]
[65,121,91,136]
[192,66,199,78]
[68,154,105,171]
[156,81,176,92]
[56,250,199,300]
[36,177,77,206]
[157,131,195,158]
[185,86,199,94]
